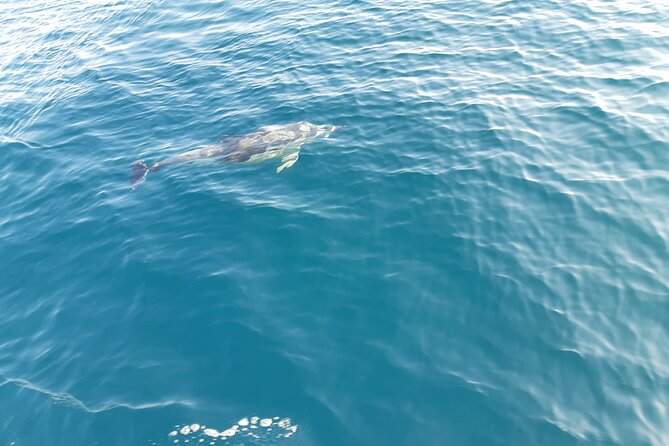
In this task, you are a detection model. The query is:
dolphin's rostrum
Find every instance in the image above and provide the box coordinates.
[130,122,342,188]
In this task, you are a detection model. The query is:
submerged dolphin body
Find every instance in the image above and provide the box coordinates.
[130,122,342,187]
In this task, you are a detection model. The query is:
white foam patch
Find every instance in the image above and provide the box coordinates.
[168,416,298,444]
[203,429,219,437]
[221,428,236,437]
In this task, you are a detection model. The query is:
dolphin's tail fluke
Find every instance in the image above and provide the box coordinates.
[130,160,149,189]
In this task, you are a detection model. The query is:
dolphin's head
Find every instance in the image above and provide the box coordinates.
[295,122,343,139]
[316,124,343,138]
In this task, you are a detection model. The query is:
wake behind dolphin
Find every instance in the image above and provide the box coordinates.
[130,122,342,187]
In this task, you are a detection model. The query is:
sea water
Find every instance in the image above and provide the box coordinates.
[1,1,668,445]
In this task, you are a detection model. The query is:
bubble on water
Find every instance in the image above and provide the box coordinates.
[168,415,298,444]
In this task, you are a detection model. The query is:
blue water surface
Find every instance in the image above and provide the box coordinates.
[1,0,668,445]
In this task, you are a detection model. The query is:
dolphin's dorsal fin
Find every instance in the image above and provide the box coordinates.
[219,134,243,143]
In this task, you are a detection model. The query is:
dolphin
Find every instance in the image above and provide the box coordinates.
[130,122,342,188]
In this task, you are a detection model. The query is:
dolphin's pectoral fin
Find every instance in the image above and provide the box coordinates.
[276,152,299,173]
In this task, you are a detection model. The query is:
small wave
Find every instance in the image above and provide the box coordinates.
[0,375,193,413]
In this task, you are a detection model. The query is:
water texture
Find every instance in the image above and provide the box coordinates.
[1,0,668,445]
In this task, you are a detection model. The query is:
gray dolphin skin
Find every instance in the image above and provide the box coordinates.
[130,122,342,188]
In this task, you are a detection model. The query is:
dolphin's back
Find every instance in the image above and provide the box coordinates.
[225,128,300,162]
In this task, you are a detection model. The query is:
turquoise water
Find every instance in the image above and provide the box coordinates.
[1,0,668,445]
